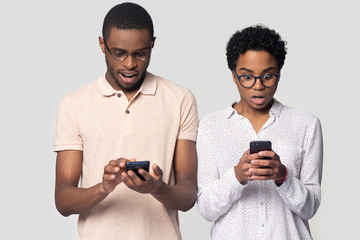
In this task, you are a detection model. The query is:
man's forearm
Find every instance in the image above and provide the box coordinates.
[55,183,109,216]
[151,181,197,211]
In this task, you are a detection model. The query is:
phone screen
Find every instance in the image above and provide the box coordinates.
[125,161,150,181]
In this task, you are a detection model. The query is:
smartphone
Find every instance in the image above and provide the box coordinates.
[125,161,150,181]
[250,141,272,155]
[250,141,272,168]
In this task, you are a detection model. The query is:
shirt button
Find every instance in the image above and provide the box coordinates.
[117,93,121,98]
[125,110,130,114]
[261,224,264,228]
[260,202,264,206]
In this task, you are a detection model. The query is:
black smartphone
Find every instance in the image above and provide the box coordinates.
[250,141,272,168]
[250,141,272,155]
[125,161,150,181]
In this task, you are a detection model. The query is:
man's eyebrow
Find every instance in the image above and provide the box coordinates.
[111,46,151,52]
[238,67,277,74]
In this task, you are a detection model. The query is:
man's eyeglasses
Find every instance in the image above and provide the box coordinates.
[233,70,279,88]
[104,39,152,61]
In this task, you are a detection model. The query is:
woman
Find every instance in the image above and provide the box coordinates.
[196,25,323,239]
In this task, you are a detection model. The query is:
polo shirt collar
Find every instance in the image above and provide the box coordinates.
[97,71,157,97]
[138,72,157,95]
[224,98,283,119]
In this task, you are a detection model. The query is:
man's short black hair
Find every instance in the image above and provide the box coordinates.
[102,2,154,41]
[226,25,287,71]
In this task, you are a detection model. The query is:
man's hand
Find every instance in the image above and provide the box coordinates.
[115,140,197,211]
[102,158,135,194]
[121,163,164,194]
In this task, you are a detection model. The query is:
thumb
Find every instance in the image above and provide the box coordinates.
[152,163,163,176]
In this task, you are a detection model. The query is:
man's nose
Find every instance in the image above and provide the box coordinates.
[122,55,137,69]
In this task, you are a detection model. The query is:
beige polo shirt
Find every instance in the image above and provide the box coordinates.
[53,72,198,240]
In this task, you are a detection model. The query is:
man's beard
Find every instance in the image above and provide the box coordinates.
[113,71,145,92]
[106,57,146,92]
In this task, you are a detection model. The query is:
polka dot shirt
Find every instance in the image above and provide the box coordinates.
[196,99,323,240]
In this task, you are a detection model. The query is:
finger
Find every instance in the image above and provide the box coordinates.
[139,169,154,184]
[139,169,152,182]
[103,165,120,181]
[251,159,271,168]
[127,170,145,186]
[104,164,120,173]
[249,168,270,177]
[248,167,254,176]
[240,151,252,170]
[121,158,136,169]
[103,173,116,181]
[250,168,271,179]
[251,175,271,181]
[247,161,255,172]
[244,167,255,182]
[108,160,120,167]
[241,150,251,161]
[115,158,129,168]
[121,172,137,188]
[247,152,261,161]
[269,168,274,176]
[152,164,163,177]
[258,150,276,159]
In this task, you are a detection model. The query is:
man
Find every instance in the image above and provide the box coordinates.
[53,3,198,240]
[196,25,323,239]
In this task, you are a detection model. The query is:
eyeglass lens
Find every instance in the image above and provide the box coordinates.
[240,74,278,88]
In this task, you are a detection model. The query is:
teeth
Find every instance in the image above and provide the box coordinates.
[122,73,134,77]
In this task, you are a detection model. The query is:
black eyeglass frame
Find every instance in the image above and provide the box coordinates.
[232,70,280,89]
[103,39,152,62]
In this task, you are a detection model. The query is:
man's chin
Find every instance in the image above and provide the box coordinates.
[115,78,143,92]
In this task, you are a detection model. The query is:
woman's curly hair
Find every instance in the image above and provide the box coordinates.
[226,25,287,71]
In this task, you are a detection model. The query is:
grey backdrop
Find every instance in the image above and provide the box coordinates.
[1,0,359,239]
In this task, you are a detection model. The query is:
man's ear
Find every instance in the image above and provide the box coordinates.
[99,36,106,53]
[151,37,156,48]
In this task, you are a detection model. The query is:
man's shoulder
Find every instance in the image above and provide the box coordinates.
[63,78,99,101]
[151,73,191,97]
[57,77,101,112]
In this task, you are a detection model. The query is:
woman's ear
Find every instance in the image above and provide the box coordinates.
[232,70,238,85]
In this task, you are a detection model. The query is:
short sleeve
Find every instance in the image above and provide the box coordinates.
[177,90,198,141]
[52,96,83,152]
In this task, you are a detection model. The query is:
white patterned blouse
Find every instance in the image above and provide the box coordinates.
[196,99,323,240]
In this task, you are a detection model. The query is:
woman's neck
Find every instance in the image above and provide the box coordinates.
[233,99,273,133]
